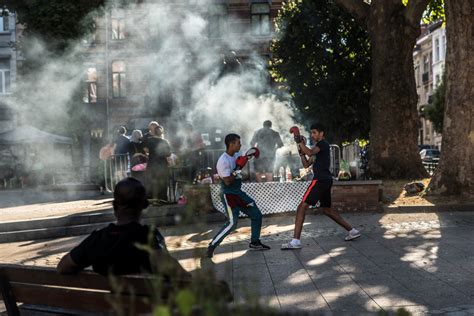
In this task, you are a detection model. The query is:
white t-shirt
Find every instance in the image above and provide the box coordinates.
[216,152,239,178]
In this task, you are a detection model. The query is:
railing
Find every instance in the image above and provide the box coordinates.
[103,146,343,196]
[342,142,363,179]
[104,154,129,192]
[196,149,222,174]
[330,144,341,177]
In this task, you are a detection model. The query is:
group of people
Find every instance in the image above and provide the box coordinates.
[110,122,172,202]
[62,122,361,305]
[207,123,360,257]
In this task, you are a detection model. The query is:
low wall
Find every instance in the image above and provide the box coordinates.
[331,180,382,212]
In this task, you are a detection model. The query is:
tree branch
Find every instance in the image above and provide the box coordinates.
[333,0,370,28]
[404,0,431,26]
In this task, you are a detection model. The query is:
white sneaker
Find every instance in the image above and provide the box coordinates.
[281,241,302,250]
[345,229,361,241]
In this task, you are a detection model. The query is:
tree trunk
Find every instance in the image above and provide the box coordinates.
[366,3,428,179]
[429,0,474,196]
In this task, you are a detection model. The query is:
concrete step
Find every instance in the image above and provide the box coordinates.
[0,205,226,243]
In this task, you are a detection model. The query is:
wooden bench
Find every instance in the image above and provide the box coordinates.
[0,263,170,315]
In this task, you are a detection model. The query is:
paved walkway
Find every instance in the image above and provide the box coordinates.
[1,210,474,314]
[0,189,110,223]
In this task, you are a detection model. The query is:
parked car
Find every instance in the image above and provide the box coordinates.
[420,149,440,161]
[418,144,438,152]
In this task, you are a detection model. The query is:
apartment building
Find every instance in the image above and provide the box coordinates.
[80,0,283,137]
[0,11,18,133]
[75,0,284,179]
[413,21,444,149]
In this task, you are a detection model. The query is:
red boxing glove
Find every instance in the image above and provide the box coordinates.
[235,156,248,170]
[245,147,260,159]
[289,126,300,137]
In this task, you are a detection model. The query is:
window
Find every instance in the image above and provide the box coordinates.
[83,67,97,103]
[251,4,270,36]
[415,63,420,87]
[111,18,125,40]
[442,35,446,58]
[112,61,126,97]
[434,38,439,62]
[0,15,9,32]
[82,23,97,46]
[0,59,11,94]
[209,4,227,38]
[423,55,429,74]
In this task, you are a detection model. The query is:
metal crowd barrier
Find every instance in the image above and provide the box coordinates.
[195,146,342,179]
[330,144,341,177]
[196,149,222,173]
[423,159,439,176]
[104,154,129,192]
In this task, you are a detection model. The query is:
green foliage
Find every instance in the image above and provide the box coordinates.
[424,0,445,24]
[3,0,105,54]
[271,0,371,144]
[425,74,445,133]
[153,306,171,316]
[175,289,196,316]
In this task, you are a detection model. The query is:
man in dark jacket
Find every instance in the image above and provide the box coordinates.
[250,120,284,182]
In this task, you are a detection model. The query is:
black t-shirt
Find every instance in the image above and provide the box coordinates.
[312,139,333,181]
[70,222,166,275]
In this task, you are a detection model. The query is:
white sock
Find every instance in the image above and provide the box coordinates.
[291,238,301,246]
[350,228,359,233]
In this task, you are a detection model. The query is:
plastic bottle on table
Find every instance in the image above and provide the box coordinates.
[286,165,292,182]
[279,166,285,183]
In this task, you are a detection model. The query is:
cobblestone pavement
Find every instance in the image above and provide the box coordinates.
[1,211,474,314]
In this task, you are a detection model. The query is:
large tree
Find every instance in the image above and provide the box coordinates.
[429,0,474,196]
[333,0,433,178]
[271,0,371,144]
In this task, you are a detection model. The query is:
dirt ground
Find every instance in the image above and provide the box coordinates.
[382,178,474,206]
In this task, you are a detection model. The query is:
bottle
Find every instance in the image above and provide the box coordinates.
[279,166,285,183]
[286,165,292,182]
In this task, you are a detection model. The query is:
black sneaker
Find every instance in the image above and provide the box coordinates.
[249,240,271,251]
[207,245,216,258]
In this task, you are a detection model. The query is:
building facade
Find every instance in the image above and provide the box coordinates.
[80,0,282,135]
[413,21,444,149]
[0,11,18,133]
[75,0,284,179]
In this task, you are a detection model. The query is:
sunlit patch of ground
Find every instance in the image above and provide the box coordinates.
[383,178,473,206]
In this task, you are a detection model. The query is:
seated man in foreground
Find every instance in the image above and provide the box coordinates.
[57,177,190,281]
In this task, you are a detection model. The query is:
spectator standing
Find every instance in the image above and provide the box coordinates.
[250,120,284,182]
[114,126,130,155]
[145,121,171,203]
[128,130,148,182]
[182,123,205,181]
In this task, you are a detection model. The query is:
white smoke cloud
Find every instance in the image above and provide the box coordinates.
[3,0,302,184]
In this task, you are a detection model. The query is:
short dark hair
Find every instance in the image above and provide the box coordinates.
[263,120,272,128]
[118,126,127,134]
[225,133,240,149]
[310,123,325,133]
[113,178,149,219]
